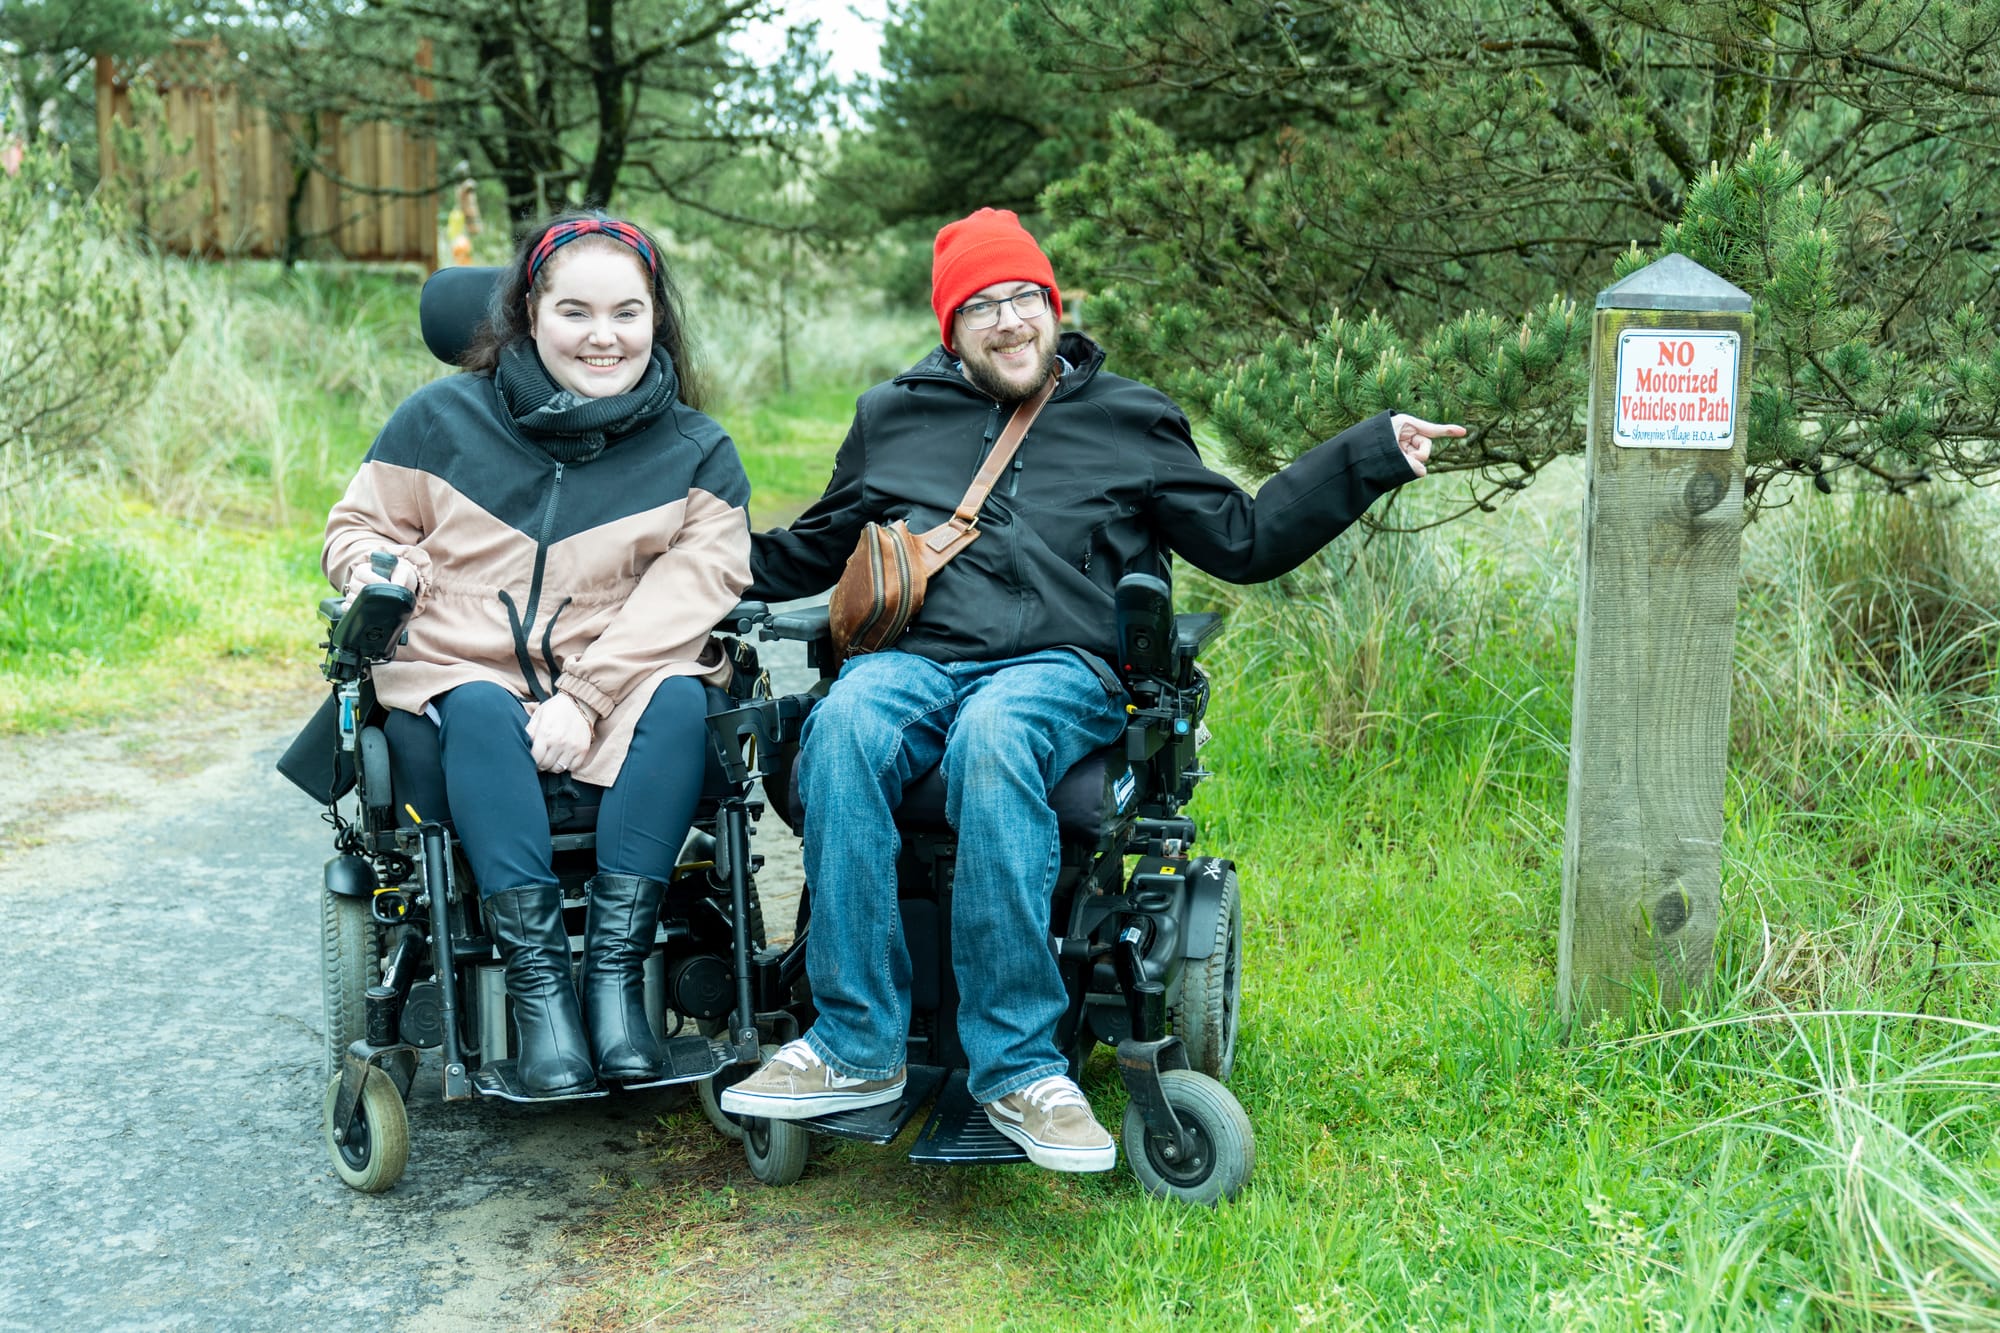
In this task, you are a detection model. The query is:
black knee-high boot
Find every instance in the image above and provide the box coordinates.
[580,873,668,1080]
[483,884,596,1096]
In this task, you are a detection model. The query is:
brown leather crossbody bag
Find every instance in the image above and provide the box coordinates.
[828,374,1056,661]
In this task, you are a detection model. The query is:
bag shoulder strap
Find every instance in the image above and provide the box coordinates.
[951,373,1057,528]
[911,373,1058,557]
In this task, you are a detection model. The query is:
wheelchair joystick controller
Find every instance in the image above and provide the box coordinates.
[1115,573,1176,681]
[320,553,418,750]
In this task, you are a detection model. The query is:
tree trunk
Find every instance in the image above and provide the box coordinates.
[580,0,628,207]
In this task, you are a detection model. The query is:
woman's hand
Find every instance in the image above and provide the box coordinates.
[527,693,594,773]
[1388,414,1467,478]
[342,552,422,598]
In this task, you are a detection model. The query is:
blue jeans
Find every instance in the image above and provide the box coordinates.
[796,649,1127,1104]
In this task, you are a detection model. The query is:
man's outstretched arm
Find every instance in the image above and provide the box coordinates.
[1148,408,1461,583]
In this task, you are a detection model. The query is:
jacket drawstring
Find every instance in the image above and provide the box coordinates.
[496,589,551,701]
[540,597,572,689]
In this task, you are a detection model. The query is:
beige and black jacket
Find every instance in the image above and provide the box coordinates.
[322,364,751,787]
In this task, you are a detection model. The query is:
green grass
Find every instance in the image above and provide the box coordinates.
[0,260,439,731]
[562,477,2000,1331]
[731,382,866,526]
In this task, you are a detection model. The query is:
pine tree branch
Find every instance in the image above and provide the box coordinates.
[1543,0,1703,184]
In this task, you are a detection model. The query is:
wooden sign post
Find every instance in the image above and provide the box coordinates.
[1558,254,1754,1021]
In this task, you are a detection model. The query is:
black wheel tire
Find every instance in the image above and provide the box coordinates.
[320,890,380,1078]
[1123,1069,1254,1206]
[322,1066,410,1194]
[742,1112,809,1187]
[699,1041,778,1143]
[1172,867,1242,1081]
[685,861,767,950]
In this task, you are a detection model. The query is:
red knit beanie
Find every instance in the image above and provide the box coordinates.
[931,208,1063,353]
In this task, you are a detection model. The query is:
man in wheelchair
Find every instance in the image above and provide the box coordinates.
[723,207,1462,1173]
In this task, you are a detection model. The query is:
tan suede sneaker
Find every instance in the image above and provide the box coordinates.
[983,1075,1117,1171]
[718,1039,906,1119]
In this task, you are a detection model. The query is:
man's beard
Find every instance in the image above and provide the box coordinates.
[961,334,1059,404]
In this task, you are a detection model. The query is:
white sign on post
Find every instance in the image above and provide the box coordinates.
[1612,329,1740,449]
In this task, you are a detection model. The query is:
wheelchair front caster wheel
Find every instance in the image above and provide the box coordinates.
[1123,1069,1253,1206]
[700,1042,780,1143]
[742,1114,809,1187]
[322,1067,410,1193]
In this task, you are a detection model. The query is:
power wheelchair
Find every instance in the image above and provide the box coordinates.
[280,572,783,1194]
[711,589,1253,1206]
[283,267,1251,1204]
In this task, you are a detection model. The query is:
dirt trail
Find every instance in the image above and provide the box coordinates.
[0,637,812,1331]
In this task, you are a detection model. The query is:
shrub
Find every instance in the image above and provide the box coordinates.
[0,129,189,469]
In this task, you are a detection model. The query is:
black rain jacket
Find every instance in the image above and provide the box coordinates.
[747,333,1416,668]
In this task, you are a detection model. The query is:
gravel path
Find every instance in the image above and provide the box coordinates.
[0,632,814,1332]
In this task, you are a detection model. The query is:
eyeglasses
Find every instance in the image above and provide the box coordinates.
[955,287,1051,330]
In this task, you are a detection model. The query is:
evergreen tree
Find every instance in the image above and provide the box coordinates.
[0,132,189,465]
[859,0,2000,510]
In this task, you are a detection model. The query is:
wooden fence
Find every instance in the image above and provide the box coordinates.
[95,40,439,266]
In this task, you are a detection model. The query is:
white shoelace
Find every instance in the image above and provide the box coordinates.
[1017,1076,1089,1112]
[770,1039,819,1071]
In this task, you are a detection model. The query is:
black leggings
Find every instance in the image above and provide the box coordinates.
[406,677,708,894]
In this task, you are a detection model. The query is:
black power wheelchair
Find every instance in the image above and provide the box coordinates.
[714,590,1253,1206]
[282,267,1252,1205]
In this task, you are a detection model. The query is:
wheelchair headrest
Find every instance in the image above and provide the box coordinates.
[419,266,503,366]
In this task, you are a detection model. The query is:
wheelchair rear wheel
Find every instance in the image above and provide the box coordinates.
[320,889,380,1077]
[322,1066,409,1194]
[320,890,418,1090]
[1123,1069,1253,1206]
[1171,867,1241,1081]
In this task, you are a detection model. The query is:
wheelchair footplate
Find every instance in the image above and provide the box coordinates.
[471,1061,610,1103]
[799,1064,947,1145]
[611,1036,736,1090]
[907,1069,1030,1165]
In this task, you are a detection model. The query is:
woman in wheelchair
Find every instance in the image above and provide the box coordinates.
[321,210,751,1097]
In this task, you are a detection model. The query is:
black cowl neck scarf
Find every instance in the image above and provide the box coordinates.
[494,338,679,465]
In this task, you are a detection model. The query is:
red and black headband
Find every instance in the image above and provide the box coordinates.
[527,216,659,286]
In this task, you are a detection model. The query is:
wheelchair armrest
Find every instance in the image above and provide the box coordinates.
[1174,612,1222,660]
[717,600,770,635]
[762,603,832,643]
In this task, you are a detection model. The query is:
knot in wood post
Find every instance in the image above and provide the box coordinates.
[1558,254,1753,1023]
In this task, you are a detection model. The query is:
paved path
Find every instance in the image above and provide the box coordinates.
[0,632,813,1332]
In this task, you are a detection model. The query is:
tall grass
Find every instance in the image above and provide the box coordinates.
[562,469,2000,1331]
[0,258,440,730]
[1165,474,2000,1327]
[677,268,934,521]
[111,265,439,527]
